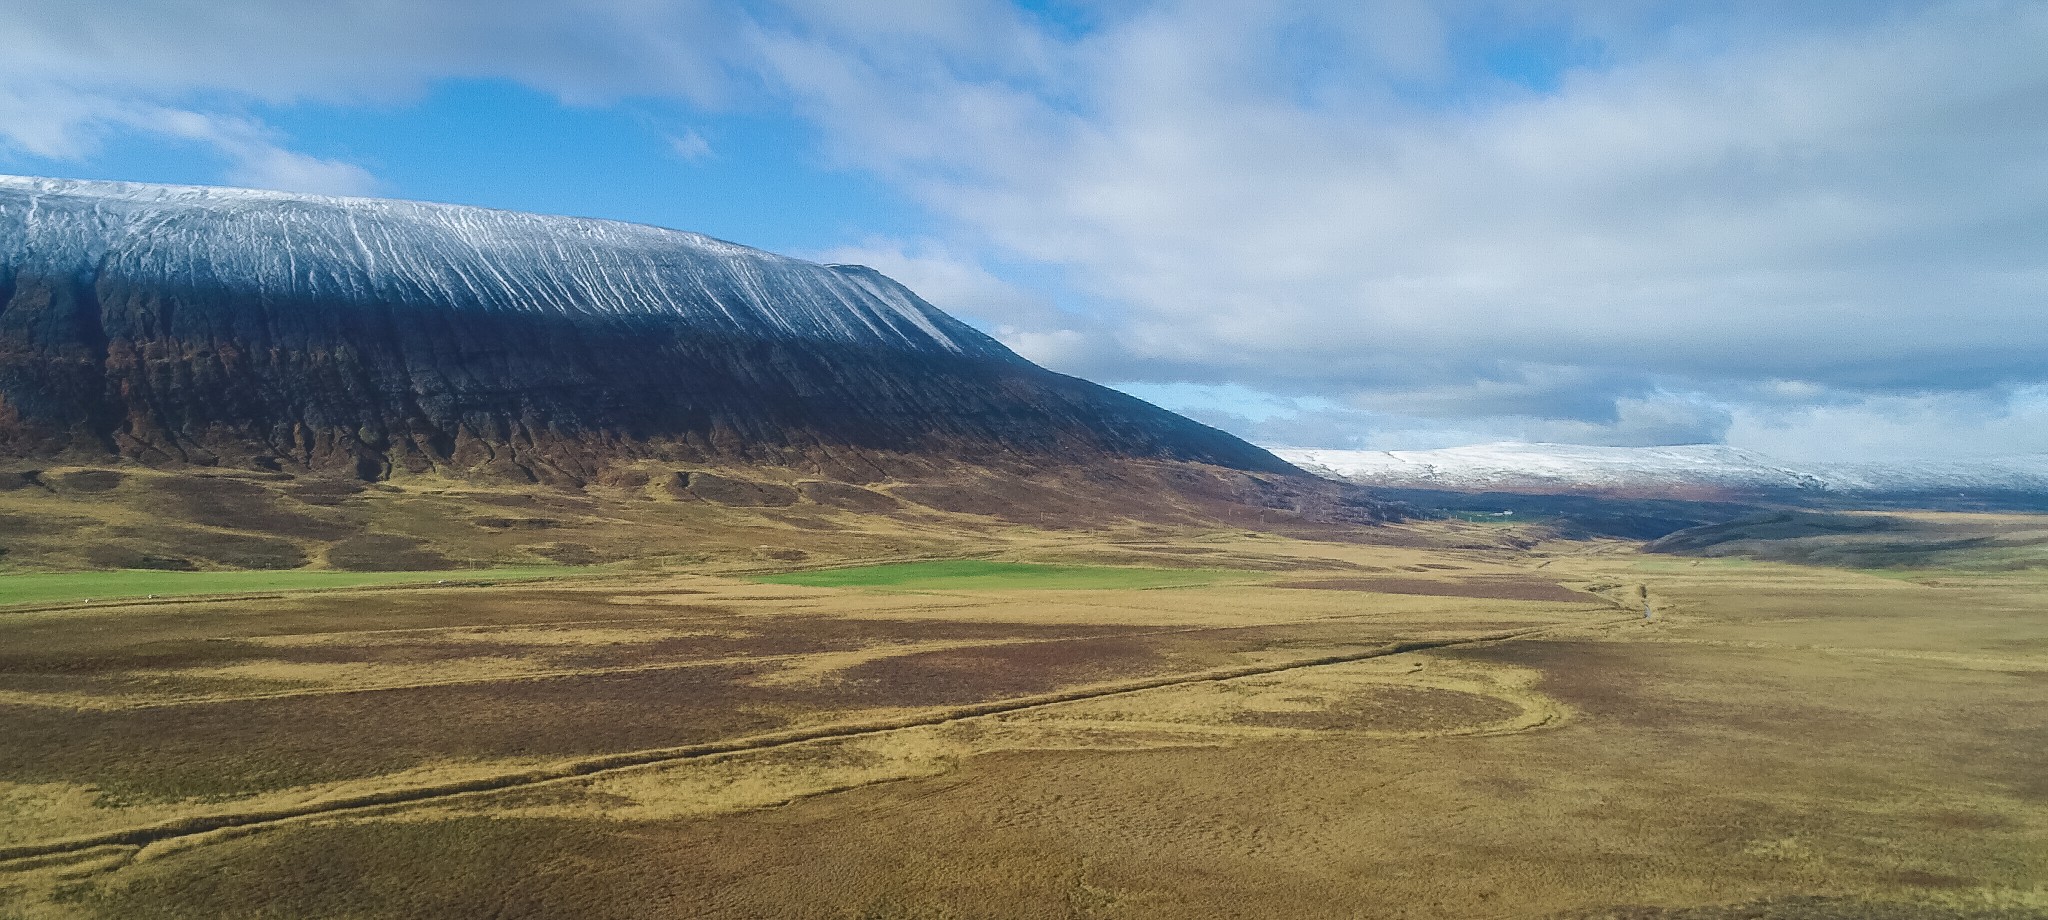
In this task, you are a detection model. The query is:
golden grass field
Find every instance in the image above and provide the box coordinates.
[0,473,2043,918]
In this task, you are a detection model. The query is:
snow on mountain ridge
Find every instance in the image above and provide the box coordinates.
[1270,443,2048,495]
[0,174,1001,358]
[0,173,1304,479]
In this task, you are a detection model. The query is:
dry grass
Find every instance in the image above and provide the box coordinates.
[1271,573,1590,601]
[0,520,2043,919]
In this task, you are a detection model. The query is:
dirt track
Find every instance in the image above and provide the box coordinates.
[0,618,1620,866]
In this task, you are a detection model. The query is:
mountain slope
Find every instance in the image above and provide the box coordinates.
[0,175,1287,483]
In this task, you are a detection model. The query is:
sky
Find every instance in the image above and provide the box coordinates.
[2,0,2044,462]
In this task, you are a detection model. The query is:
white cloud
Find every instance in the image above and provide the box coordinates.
[664,129,714,162]
[3,1,2043,458]
[142,108,380,195]
[221,147,380,197]
[809,238,1131,370]
[0,0,747,194]
[0,85,379,195]
[0,0,742,105]
[749,1,2048,456]
[0,85,110,158]
[1727,387,2048,462]
[812,239,1055,326]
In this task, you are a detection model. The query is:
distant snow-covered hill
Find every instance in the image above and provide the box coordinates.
[1269,443,2048,499]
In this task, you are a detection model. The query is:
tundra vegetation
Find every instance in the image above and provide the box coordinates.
[0,467,2042,919]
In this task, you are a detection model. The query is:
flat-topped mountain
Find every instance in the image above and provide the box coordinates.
[0,176,1287,485]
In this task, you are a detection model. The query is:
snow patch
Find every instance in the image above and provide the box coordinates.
[0,174,1010,359]
[1270,442,2048,495]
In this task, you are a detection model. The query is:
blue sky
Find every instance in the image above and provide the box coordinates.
[3,1,2044,461]
[0,79,924,255]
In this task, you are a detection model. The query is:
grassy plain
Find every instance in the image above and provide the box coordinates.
[0,514,2043,919]
[0,566,608,608]
[753,559,1260,590]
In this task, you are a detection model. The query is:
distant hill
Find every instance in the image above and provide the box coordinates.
[1640,510,2048,570]
[1272,443,2048,511]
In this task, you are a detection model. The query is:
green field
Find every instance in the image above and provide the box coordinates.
[0,566,608,608]
[754,559,1257,590]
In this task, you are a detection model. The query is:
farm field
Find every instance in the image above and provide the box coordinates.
[1,528,2044,919]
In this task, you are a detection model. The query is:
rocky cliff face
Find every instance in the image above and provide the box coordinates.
[0,176,1287,484]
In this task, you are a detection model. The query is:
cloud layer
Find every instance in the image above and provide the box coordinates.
[4,1,2043,459]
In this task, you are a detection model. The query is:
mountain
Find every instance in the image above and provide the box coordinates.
[1273,444,1822,496]
[0,175,1292,488]
[1272,442,2048,507]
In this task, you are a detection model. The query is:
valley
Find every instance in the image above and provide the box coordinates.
[0,174,2039,919]
[2,516,2042,919]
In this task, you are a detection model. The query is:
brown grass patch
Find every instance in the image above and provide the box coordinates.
[52,469,125,493]
[0,663,787,801]
[1273,575,1588,602]
[1229,684,1520,733]
[667,471,798,507]
[79,545,198,570]
[115,526,308,569]
[796,480,900,512]
[471,516,565,530]
[827,636,1169,707]
[327,534,459,572]
[0,469,43,491]
[892,477,1116,527]
[139,475,352,540]
[529,542,605,565]
[0,510,84,536]
[1555,897,2033,919]
[280,479,367,506]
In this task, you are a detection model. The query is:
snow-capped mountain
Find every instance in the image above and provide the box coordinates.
[0,175,1003,359]
[1270,443,2048,498]
[0,175,1286,481]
